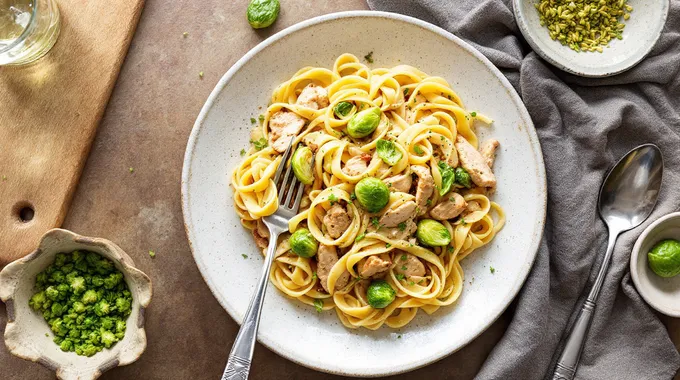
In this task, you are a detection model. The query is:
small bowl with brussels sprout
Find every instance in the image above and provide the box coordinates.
[631,212,680,317]
[0,229,152,380]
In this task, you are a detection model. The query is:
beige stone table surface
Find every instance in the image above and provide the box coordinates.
[1,1,677,379]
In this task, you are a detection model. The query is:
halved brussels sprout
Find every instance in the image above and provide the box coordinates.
[438,161,455,195]
[376,139,402,166]
[334,101,355,118]
[246,0,280,29]
[289,228,318,258]
[346,107,381,139]
[367,280,396,309]
[291,146,314,185]
[648,239,680,278]
[355,177,390,213]
[454,167,472,188]
[416,219,451,247]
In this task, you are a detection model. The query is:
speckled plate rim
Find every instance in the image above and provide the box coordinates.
[181,10,547,377]
[513,0,669,78]
[630,212,680,318]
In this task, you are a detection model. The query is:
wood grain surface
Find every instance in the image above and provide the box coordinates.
[0,0,144,265]
[0,1,677,379]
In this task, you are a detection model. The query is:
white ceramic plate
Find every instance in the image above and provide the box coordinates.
[631,212,680,317]
[514,0,669,77]
[182,11,546,377]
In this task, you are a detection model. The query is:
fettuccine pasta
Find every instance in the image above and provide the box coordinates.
[232,54,505,330]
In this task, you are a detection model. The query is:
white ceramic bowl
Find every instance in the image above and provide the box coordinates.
[182,11,547,377]
[0,229,152,380]
[631,212,680,317]
[513,0,669,77]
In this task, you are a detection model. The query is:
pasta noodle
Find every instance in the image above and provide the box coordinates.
[232,54,505,329]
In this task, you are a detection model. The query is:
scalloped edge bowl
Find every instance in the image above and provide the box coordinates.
[0,229,152,380]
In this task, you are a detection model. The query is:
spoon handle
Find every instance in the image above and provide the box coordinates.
[551,231,619,380]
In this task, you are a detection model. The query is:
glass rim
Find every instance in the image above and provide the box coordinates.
[0,0,39,54]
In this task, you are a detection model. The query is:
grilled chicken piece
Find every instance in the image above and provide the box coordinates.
[383,172,412,193]
[344,154,370,176]
[394,252,426,277]
[411,165,434,215]
[455,136,496,188]
[479,139,500,168]
[379,201,417,228]
[296,83,329,110]
[317,244,350,293]
[430,193,466,220]
[268,110,306,153]
[323,203,351,239]
[358,254,392,279]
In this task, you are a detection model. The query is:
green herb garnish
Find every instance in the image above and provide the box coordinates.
[250,138,268,151]
[313,299,324,313]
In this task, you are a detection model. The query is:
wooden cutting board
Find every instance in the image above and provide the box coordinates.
[0,0,144,265]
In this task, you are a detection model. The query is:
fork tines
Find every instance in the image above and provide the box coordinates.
[272,139,307,213]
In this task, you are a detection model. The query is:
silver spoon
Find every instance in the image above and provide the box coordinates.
[552,144,664,380]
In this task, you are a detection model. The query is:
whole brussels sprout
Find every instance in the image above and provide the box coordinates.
[291,146,314,185]
[454,167,472,188]
[416,219,451,247]
[246,0,280,29]
[354,177,390,213]
[346,107,381,138]
[289,228,318,258]
[367,280,396,309]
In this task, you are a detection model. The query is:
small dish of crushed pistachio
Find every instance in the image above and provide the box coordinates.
[513,0,669,77]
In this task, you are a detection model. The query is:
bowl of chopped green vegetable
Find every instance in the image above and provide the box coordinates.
[513,0,669,77]
[0,229,152,380]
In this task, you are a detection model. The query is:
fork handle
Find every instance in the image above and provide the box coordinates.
[222,229,281,380]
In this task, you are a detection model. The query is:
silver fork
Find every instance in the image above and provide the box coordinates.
[221,140,306,380]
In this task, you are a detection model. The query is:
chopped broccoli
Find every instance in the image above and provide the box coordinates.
[91,276,104,287]
[82,289,98,305]
[45,286,59,301]
[103,273,123,290]
[74,260,88,273]
[115,297,131,314]
[60,339,74,352]
[29,250,133,357]
[93,300,110,317]
[61,263,74,274]
[51,319,68,336]
[70,276,86,294]
[35,272,48,288]
[100,317,114,330]
[54,253,69,267]
[29,291,47,310]
[101,330,116,348]
[50,270,65,284]
[51,303,65,317]
[72,302,86,314]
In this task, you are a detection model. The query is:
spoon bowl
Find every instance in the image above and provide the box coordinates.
[599,144,664,232]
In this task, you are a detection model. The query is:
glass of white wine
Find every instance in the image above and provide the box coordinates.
[0,0,60,66]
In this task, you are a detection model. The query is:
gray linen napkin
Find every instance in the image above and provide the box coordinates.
[368,0,680,379]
